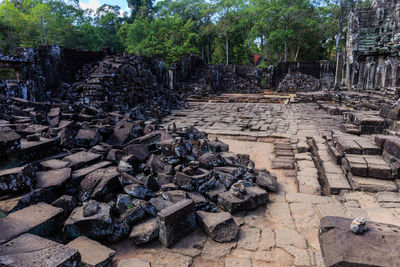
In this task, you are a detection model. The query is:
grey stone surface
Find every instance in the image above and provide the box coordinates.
[157,199,196,247]
[0,202,63,244]
[0,233,81,267]
[197,211,239,243]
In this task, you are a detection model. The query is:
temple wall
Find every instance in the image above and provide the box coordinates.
[343,0,400,92]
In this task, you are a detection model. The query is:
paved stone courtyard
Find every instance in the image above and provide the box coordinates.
[112,102,400,266]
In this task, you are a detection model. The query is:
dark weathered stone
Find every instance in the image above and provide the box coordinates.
[174,169,210,191]
[75,128,100,148]
[129,218,159,245]
[124,184,155,199]
[63,202,113,240]
[79,167,121,201]
[157,199,196,247]
[0,165,35,195]
[319,216,400,267]
[255,170,278,192]
[217,186,268,213]
[197,211,239,243]
[0,233,81,267]
[0,127,21,156]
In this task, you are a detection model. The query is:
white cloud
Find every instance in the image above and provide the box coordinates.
[80,0,101,12]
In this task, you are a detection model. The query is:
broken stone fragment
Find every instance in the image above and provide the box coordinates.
[75,128,101,148]
[83,200,100,217]
[116,194,133,212]
[64,202,113,241]
[0,127,21,156]
[52,195,78,217]
[197,211,239,243]
[79,167,121,202]
[350,217,368,234]
[118,160,133,173]
[217,186,268,213]
[255,170,278,192]
[129,218,159,245]
[157,199,196,247]
[124,183,155,199]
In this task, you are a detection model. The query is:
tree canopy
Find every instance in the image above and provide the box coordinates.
[0,0,372,65]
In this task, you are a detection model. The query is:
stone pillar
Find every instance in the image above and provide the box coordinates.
[358,62,365,90]
[335,53,344,90]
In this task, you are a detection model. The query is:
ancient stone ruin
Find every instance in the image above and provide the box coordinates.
[2,1,400,267]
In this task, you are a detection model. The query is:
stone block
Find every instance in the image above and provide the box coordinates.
[157,199,196,247]
[0,202,64,244]
[197,211,239,243]
[0,233,81,267]
[63,202,113,240]
[217,186,268,213]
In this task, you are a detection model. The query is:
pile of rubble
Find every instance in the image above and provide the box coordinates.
[277,72,321,92]
[0,96,276,265]
[177,64,262,97]
[68,54,181,120]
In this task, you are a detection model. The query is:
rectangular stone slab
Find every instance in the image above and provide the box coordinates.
[0,233,81,267]
[335,137,362,155]
[0,202,63,244]
[319,216,400,267]
[157,199,196,247]
[347,174,398,193]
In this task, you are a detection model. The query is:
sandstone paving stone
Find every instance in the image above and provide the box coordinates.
[296,169,321,195]
[275,229,307,250]
[316,203,352,218]
[117,258,151,267]
[67,236,115,267]
[319,216,400,267]
[0,233,81,267]
[266,202,295,230]
[376,191,400,207]
[157,199,196,247]
[285,193,331,204]
[225,258,252,267]
[201,238,237,259]
[197,211,239,243]
[170,228,207,257]
[0,202,63,244]
[237,226,261,251]
[259,228,276,251]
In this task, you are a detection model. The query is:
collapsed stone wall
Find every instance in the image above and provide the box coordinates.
[342,0,400,92]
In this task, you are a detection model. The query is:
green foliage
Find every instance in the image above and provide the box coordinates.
[0,0,374,65]
[119,15,199,63]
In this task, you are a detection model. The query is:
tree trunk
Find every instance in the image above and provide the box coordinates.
[260,35,264,54]
[207,35,211,63]
[335,4,344,62]
[284,21,288,63]
[225,22,229,65]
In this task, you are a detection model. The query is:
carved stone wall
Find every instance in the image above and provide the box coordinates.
[343,0,400,92]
